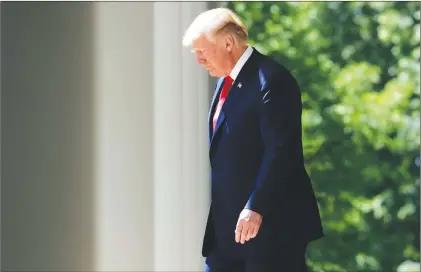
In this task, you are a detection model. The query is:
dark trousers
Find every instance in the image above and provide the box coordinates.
[204,245,308,272]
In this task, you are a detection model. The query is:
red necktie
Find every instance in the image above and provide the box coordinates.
[213,76,233,131]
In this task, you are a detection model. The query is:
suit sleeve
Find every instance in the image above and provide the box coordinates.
[244,72,302,218]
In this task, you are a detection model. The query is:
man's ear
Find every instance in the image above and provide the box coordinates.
[225,35,235,53]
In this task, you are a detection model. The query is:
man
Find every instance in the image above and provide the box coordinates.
[182,8,324,272]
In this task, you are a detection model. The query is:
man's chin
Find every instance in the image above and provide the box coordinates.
[208,71,217,77]
[207,69,221,78]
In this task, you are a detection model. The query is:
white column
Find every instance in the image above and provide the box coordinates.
[153,2,210,271]
[1,3,95,270]
[94,1,210,271]
[93,2,155,270]
[3,2,210,271]
[180,4,212,269]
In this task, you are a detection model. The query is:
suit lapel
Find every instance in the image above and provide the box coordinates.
[210,81,241,143]
[209,50,261,150]
[211,109,225,143]
[208,78,224,144]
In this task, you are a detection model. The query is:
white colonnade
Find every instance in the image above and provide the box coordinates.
[94,2,211,271]
[153,2,211,271]
[2,2,211,271]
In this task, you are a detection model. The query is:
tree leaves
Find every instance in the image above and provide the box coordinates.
[228,2,420,271]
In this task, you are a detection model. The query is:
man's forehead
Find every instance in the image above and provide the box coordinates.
[191,35,212,51]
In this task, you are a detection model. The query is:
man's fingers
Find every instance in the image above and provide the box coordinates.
[250,225,260,238]
[246,221,260,241]
[235,229,241,243]
[246,226,255,241]
[235,211,263,244]
[240,224,248,244]
[235,221,243,243]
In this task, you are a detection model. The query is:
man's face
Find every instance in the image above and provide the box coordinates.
[191,34,230,78]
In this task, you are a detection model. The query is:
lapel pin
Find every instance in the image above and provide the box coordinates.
[237,82,242,88]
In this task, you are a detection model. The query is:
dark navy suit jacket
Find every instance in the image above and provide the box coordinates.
[202,48,324,260]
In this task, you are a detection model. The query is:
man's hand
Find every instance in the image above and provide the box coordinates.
[235,208,263,244]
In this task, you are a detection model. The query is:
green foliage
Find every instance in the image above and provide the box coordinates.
[227,2,420,271]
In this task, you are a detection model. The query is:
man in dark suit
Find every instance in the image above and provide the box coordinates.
[183,8,324,272]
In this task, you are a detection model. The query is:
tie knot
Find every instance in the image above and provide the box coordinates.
[225,76,233,85]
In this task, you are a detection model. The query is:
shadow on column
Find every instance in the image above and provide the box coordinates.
[1,2,95,270]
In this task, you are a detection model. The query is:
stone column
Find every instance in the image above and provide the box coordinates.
[1,2,95,270]
[92,2,155,270]
[153,2,210,271]
[94,1,210,271]
[1,2,211,270]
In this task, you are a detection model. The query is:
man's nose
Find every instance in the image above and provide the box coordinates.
[195,52,205,64]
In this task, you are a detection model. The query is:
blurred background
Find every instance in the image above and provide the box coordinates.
[1,1,419,272]
[223,2,420,272]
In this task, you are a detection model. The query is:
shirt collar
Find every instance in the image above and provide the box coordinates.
[229,45,253,81]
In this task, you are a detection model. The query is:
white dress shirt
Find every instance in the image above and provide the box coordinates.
[229,45,253,81]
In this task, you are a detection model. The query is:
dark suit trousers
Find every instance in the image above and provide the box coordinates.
[204,245,308,272]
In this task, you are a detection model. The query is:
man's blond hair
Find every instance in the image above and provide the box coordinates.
[182,8,248,47]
